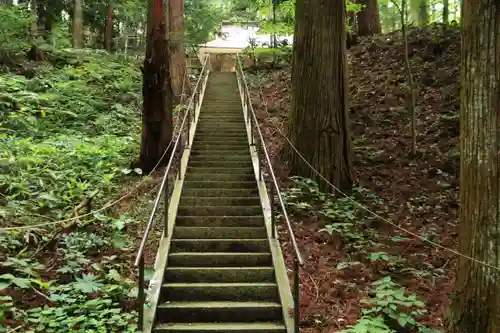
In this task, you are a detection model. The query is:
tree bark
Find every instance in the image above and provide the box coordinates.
[285,0,353,192]
[140,0,174,173]
[418,0,428,26]
[72,0,83,48]
[356,0,381,36]
[450,1,500,332]
[168,0,191,105]
[442,0,449,25]
[104,2,113,51]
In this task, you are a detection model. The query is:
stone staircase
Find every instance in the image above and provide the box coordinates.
[151,72,289,332]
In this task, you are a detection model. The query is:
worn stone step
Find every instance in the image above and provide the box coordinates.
[168,252,272,267]
[180,188,258,197]
[188,160,252,168]
[175,216,264,227]
[173,227,267,239]
[177,206,262,216]
[191,145,249,152]
[198,117,243,121]
[160,282,279,302]
[187,167,254,174]
[189,156,250,163]
[197,122,246,127]
[183,181,256,189]
[201,107,242,111]
[164,267,275,283]
[180,196,260,206]
[198,122,243,126]
[194,135,248,141]
[192,140,249,147]
[153,322,286,333]
[191,145,250,157]
[196,130,245,135]
[186,173,254,182]
[170,239,269,252]
[156,301,281,323]
[189,152,249,159]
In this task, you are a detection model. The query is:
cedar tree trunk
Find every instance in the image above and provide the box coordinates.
[450,1,500,332]
[443,0,449,25]
[104,2,113,51]
[356,0,381,36]
[140,0,174,173]
[419,0,428,26]
[285,0,353,192]
[168,0,191,104]
[72,0,83,48]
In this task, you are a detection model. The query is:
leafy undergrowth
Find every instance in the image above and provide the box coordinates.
[248,23,459,333]
[0,51,156,332]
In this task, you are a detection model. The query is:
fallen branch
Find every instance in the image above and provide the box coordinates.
[31,190,99,258]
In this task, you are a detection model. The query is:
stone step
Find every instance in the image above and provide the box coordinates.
[160,282,279,302]
[189,156,250,164]
[198,117,243,121]
[156,301,281,323]
[187,167,254,175]
[175,216,264,227]
[188,160,252,168]
[173,227,267,239]
[191,140,249,147]
[189,154,250,161]
[180,188,258,197]
[177,206,262,216]
[153,322,286,333]
[185,173,254,182]
[168,252,272,267]
[164,267,275,283]
[170,239,269,252]
[180,196,260,206]
[190,144,249,151]
[182,181,256,189]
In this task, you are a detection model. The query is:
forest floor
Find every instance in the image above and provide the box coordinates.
[247,24,460,333]
[0,48,166,332]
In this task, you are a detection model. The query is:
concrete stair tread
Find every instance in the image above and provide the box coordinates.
[167,252,272,267]
[173,227,266,239]
[154,322,285,331]
[163,282,277,288]
[180,196,258,200]
[175,216,264,227]
[158,301,281,308]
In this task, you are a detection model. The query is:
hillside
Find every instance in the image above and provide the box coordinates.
[248,24,460,333]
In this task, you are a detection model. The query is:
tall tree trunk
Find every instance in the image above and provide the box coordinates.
[450,1,500,332]
[140,0,174,173]
[442,0,449,25]
[72,0,83,48]
[30,0,38,37]
[104,2,113,51]
[419,0,428,26]
[37,0,55,40]
[356,0,381,36]
[285,0,353,192]
[168,0,191,105]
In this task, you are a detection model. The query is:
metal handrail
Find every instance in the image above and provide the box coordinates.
[134,54,210,331]
[235,55,303,332]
